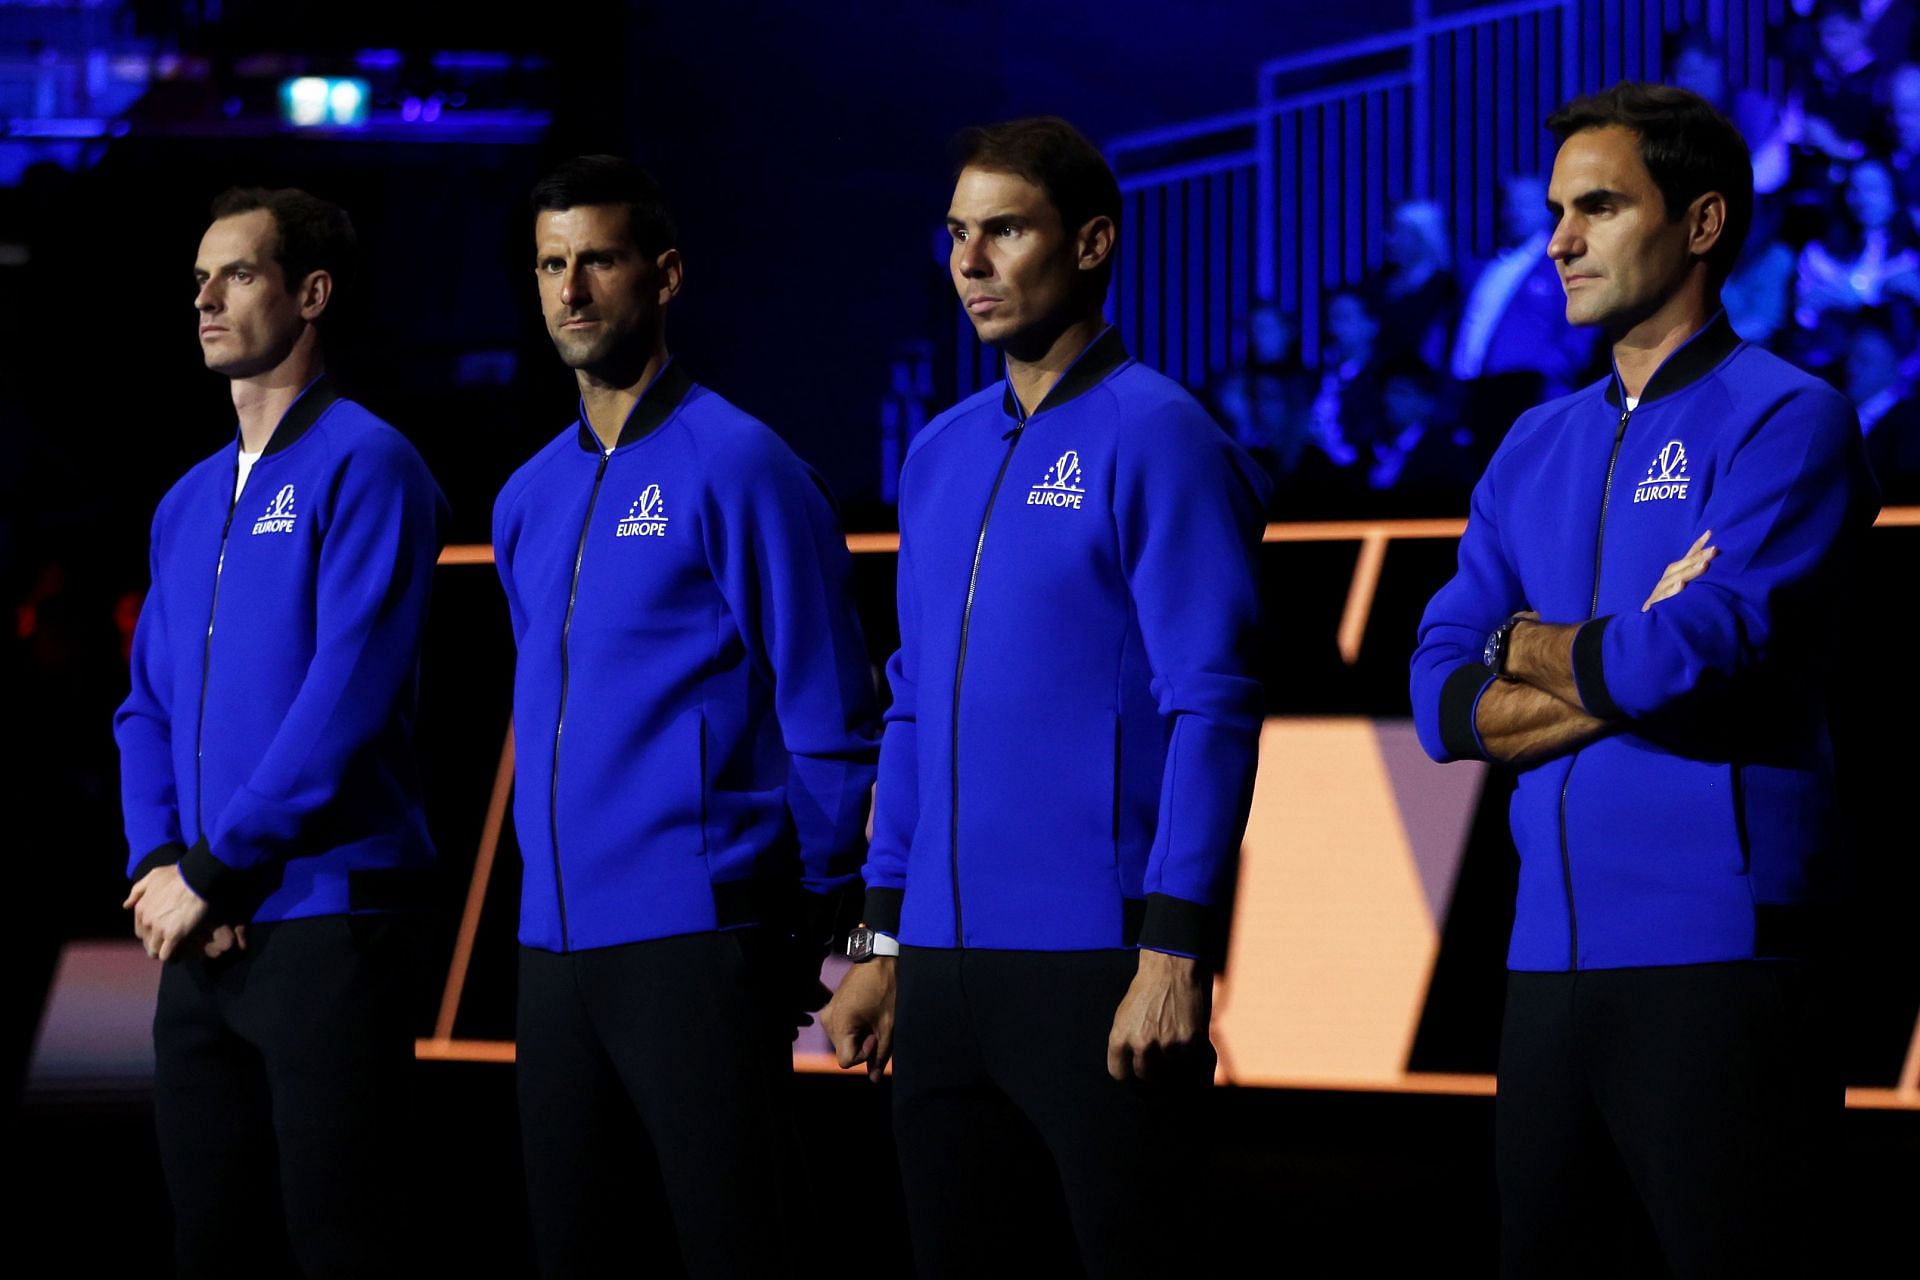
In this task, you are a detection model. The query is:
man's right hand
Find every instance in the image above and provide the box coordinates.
[1642,530,1717,611]
[820,957,897,1083]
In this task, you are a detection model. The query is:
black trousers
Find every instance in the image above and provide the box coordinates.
[1497,961,1838,1279]
[891,946,1210,1280]
[516,931,803,1279]
[152,914,422,1279]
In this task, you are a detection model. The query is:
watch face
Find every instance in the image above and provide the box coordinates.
[1484,631,1500,669]
[845,926,875,962]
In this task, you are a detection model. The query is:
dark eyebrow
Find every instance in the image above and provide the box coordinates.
[947,211,1027,228]
[194,259,260,278]
[1572,188,1630,211]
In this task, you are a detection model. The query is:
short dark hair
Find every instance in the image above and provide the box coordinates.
[529,155,677,258]
[1547,82,1753,285]
[208,186,357,324]
[951,115,1122,295]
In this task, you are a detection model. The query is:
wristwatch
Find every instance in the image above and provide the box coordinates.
[1483,616,1520,677]
[845,925,900,963]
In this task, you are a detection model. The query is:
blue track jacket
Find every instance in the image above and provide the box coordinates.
[494,361,880,953]
[1411,313,1878,970]
[115,378,448,922]
[861,328,1269,961]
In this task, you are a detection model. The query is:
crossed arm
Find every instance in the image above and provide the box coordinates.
[1477,531,1717,766]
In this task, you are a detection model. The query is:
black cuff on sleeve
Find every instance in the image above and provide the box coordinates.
[1439,663,1497,761]
[130,841,187,882]
[177,836,268,918]
[863,886,904,936]
[1136,893,1228,966]
[1571,616,1622,719]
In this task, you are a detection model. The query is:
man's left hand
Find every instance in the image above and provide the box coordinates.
[124,864,211,962]
[1106,949,1213,1083]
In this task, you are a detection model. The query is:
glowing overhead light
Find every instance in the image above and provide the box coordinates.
[328,80,364,120]
[280,77,370,128]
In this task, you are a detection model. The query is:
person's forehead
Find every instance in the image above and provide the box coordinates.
[201,208,275,254]
[534,203,631,243]
[1550,127,1653,190]
[949,166,1050,212]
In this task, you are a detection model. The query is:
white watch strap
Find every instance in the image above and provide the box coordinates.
[870,931,901,958]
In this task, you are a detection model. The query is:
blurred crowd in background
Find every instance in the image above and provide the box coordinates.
[1207,0,1920,516]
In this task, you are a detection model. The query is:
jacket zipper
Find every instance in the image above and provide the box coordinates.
[1558,403,1632,970]
[194,458,245,840]
[950,419,1027,946]
[551,448,610,950]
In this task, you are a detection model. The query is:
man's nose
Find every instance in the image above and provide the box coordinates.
[955,236,991,279]
[1547,218,1582,264]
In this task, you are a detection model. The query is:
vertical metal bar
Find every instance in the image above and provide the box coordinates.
[1323,102,1342,288]
[1368,88,1388,276]
[1412,0,1432,198]
[1497,17,1515,200]
[1142,183,1161,373]
[1208,172,1225,380]
[1159,180,1175,379]
[1303,107,1322,363]
[1345,93,1364,284]
[1235,165,1255,366]
[1387,81,1407,210]
[1279,108,1297,313]
[1455,30,1472,271]
[1257,70,1277,301]
[1582,0,1599,95]
[1480,19,1498,263]
[1431,27,1450,216]
[1189,177,1207,385]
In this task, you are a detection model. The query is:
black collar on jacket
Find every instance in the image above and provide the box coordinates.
[254,374,340,457]
[1000,325,1130,424]
[574,358,695,453]
[1604,310,1742,410]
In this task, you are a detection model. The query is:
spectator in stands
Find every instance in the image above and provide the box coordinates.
[1888,63,1920,222]
[1371,356,1479,512]
[1846,321,1920,500]
[1368,200,1458,367]
[1793,0,1888,161]
[1794,157,1920,333]
[1668,31,1791,193]
[1723,197,1799,346]
[1308,288,1386,472]
[1450,174,1600,424]
[1206,304,1314,491]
